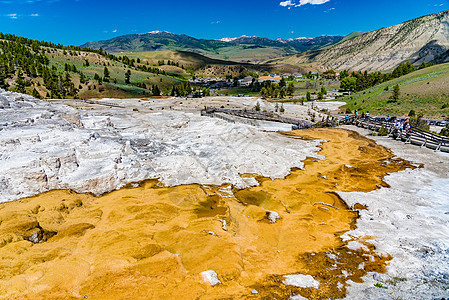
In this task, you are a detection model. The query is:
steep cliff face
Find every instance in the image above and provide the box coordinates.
[275,10,449,71]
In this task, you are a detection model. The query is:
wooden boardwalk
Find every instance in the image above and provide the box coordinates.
[201,107,312,126]
[83,99,125,108]
[348,117,449,153]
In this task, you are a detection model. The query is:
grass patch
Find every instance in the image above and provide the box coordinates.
[341,62,449,118]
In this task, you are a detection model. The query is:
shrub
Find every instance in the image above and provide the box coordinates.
[440,124,449,137]
[378,125,389,136]
[374,282,387,289]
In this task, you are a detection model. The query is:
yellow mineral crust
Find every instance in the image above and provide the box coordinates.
[0,129,416,299]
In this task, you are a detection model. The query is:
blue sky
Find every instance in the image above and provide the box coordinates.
[0,0,448,45]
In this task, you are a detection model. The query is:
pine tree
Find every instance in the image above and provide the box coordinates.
[390,84,400,102]
[125,70,131,84]
[279,77,286,88]
[103,67,110,79]
[321,86,326,95]
[152,85,161,96]
[306,91,311,102]
[32,88,41,99]
[287,83,295,96]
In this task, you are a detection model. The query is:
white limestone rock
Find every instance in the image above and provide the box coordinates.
[201,270,221,286]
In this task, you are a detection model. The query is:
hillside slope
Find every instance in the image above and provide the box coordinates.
[269,10,449,72]
[0,33,188,99]
[0,33,305,100]
[342,62,449,117]
[121,50,306,77]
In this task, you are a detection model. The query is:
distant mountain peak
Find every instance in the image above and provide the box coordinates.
[219,35,255,42]
[219,37,238,42]
[147,30,172,35]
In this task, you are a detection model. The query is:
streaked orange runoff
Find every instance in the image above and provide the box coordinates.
[0,129,416,299]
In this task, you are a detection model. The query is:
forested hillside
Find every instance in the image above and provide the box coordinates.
[0,33,192,99]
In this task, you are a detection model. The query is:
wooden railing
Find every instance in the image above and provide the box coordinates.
[202,107,313,127]
[83,99,125,108]
[349,116,449,153]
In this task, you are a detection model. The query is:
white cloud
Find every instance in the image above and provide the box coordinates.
[280,0,331,7]
[280,0,293,6]
[0,0,60,3]
[112,29,117,33]
[3,13,41,19]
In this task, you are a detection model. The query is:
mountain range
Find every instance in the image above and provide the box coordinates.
[81,32,344,63]
[82,10,449,71]
[268,10,449,71]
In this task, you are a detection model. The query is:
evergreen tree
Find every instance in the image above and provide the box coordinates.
[306,91,311,102]
[32,88,41,99]
[103,67,110,79]
[321,86,326,95]
[171,86,177,96]
[125,70,131,84]
[79,72,87,84]
[279,77,286,88]
[287,83,295,96]
[94,73,101,81]
[390,84,400,102]
[152,85,161,96]
[0,73,9,90]
[279,87,286,98]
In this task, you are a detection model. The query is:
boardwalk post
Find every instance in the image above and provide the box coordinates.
[421,139,427,148]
